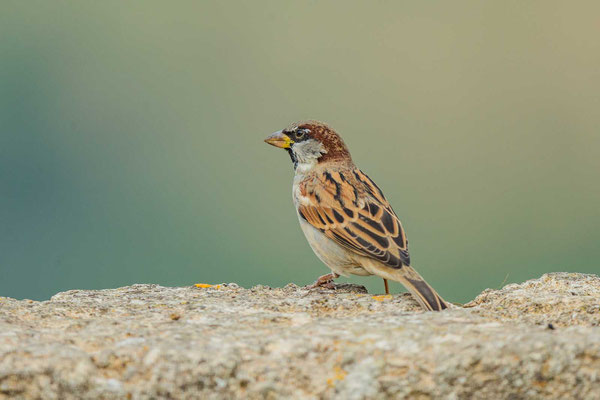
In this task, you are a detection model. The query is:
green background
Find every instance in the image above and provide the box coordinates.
[2,1,599,302]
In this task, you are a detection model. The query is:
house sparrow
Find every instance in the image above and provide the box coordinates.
[265,120,448,311]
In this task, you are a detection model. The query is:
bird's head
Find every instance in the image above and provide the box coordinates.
[264,120,352,171]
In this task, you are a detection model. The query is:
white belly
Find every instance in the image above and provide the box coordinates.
[297,216,372,277]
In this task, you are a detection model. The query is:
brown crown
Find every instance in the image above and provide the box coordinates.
[285,120,352,163]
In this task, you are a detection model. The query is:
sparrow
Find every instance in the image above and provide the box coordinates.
[265,120,448,311]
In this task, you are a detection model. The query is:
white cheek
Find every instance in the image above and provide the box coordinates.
[291,139,325,172]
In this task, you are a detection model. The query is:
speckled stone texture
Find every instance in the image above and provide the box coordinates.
[1,273,599,399]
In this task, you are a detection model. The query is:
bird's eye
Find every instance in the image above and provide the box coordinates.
[295,129,308,140]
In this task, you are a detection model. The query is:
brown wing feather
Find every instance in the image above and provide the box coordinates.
[298,169,410,269]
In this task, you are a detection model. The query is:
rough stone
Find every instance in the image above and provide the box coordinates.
[1,273,599,399]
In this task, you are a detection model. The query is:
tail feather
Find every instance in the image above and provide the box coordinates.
[403,276,447,311]
[388,265,448,311]
[363,262,448,311]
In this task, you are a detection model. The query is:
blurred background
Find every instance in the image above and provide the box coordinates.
[1,1,599,302]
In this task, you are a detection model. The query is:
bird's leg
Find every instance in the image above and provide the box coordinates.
[306,272,340,290]
[383,279,390,295]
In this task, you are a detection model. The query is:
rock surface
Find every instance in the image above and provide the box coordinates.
[1,273,599,399]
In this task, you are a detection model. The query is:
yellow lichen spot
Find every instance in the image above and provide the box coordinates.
[327,366,348,387]
[194,284,221,289]
[371,295,392,302]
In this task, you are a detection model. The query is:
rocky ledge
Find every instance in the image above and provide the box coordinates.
[1,273,599,399]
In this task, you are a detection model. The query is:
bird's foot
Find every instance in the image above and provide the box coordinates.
[305,273,340,290]
[383,278,390,295]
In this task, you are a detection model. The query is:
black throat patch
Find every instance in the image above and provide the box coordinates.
[286,148,298,169]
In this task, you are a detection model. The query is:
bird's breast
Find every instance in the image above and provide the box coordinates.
[292,176,312,207]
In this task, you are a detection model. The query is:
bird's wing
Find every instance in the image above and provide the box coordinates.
[297,168,410,268]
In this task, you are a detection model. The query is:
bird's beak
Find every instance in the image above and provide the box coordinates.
[264,130,293,149]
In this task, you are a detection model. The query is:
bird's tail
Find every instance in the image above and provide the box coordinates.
[395,266,448,311]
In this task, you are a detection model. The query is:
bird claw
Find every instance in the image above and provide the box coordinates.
[305,280,336,290]
[304,273,340,290]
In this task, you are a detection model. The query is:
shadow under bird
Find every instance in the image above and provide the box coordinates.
[265,120,448,311]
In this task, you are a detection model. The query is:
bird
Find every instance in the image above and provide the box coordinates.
[264,120,448,311]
